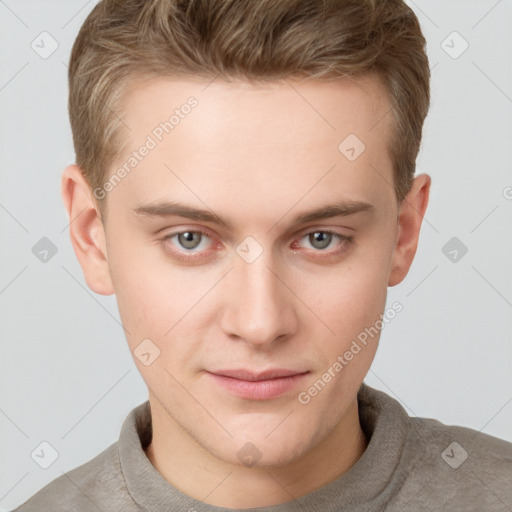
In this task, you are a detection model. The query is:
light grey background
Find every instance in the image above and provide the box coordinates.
[1,0,511,509]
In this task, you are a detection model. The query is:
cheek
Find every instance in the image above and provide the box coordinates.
[299,263,389,413]
[312,248,391,335]
[107,242,217,377]
[106,241,178,341]
[299,230,394,383]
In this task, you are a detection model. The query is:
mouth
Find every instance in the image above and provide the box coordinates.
[206,368,310,400]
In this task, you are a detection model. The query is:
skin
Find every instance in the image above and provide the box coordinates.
[61,75,430,508]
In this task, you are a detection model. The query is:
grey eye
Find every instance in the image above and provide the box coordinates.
[308,232,332,250]
[177,231,203,249]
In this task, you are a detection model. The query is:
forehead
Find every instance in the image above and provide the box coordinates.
[119,74,391,147]
[107,75,395,222]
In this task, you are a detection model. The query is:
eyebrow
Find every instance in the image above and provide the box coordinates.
[133,199,374,230]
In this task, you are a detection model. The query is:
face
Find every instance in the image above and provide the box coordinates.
[64,74,429,469]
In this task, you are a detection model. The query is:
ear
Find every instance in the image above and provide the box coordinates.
[388,173,431,287]
[61,164,114,295]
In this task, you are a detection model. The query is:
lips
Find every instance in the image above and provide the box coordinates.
[211,368,307,381]
[206,368,309,400]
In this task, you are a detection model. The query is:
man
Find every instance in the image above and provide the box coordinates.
[14,0,512,510]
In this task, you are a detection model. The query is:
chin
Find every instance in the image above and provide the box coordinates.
[205,426,318,469]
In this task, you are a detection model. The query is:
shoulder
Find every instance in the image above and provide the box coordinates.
[12,441,138,512]
[397,415,512,510]
[411,415,512,473]
[412,414,512,457]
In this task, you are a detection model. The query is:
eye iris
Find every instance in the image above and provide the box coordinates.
[309,231,332,249]
[178,231,201,249]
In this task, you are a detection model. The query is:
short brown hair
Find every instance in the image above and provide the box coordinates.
[68,0,430,210]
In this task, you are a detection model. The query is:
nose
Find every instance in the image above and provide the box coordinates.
[219,248,298,349]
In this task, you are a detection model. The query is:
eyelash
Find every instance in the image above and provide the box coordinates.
[161,228,352,262]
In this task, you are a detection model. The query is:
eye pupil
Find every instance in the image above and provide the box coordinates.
[178,231,201,249]
[309,231,332,249]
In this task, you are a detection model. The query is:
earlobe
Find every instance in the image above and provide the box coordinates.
[61,164,115,295]
[388,174,431,287]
